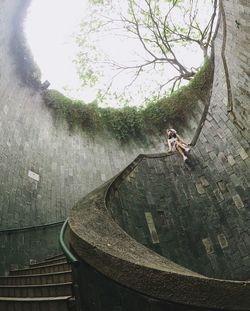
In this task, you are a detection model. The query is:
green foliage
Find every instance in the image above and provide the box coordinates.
[43,90,101,132]
[143,57,213,132]
[99,106,144,141]
[43,57,213,142]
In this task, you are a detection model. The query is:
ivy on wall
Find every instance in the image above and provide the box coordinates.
[43,57,213,142]
[11,0,214,143]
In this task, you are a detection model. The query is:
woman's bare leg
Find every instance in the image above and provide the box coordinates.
[178,141,190,152]
[176,144,187,160]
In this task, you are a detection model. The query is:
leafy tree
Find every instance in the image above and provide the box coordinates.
[74,0,218,104]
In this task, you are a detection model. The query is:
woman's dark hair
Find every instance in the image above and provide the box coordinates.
[167,129,177,138]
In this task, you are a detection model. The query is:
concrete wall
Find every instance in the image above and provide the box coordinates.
[67,2,250,309]
[0,0,204,230]
[108,149,250,280]
[221,0,250,139]
[69,158,250,311]
[0,224,62,275]
[75,259,222,311]
[0,0,204,273]
[106,0,250,281]
[0,0,249,280]
[0,0,248,308]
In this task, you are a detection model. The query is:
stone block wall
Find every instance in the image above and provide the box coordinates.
[67,0,250,309]
[69,157,250,311]
[0,0,204,273]
[76,259,220,311]
[0,0,204,230]
[221,0,250,139]
[108,148,250,280]
[0,0,249,281]
[106,3,250,281]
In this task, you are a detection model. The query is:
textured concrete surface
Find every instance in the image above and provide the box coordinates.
[69,156,250,310]
[107,36,250,280]
[221,0,250,139]
[0,0,206,273]
[69,1,250,309]
[0,0,203,230]
[0,223,62,275]
[108,148,250,280]
[0,0,249,309]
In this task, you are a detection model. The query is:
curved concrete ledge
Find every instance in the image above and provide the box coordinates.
[69,153,250,310]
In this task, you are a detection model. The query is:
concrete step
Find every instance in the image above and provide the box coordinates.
[44,254,66,261]
[30,257,67,267]
[0,282,72,297]
[9,262,70,276]
[0,271,72,285]
[0,296,73,311]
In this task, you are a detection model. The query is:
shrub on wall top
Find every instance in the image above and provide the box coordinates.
[43,57,213,142]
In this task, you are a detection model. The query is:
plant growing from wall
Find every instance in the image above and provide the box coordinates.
[12,0,214,142]
[100,106,144,141]
[43,56,213,142]
[43,90,102,132]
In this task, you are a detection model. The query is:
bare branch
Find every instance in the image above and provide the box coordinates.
[76,0,216,102]
[204,0,218,51]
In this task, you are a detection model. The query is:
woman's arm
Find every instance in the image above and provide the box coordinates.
[176,134,188,145]
[168,140,172,151]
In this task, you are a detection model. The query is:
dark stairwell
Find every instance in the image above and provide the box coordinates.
[0,254,75,311]
[0,0,250,310]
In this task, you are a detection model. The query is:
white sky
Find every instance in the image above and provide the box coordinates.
[25,0,85,92]
[25,0,213,107]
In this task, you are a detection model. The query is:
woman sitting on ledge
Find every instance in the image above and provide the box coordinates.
[166,129,190,162]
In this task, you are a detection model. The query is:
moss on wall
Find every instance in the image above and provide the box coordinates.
[43,57,214,142]
[11,0,214,142]
[12,0,213,142]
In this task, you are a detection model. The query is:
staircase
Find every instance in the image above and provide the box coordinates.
[0,254,76,311]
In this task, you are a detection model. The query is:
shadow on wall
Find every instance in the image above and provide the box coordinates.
[0,223,63,275]
[68,150,250,310]
[107,152,250,281]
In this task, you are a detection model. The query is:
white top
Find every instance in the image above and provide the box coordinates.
[168,137,177,151]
